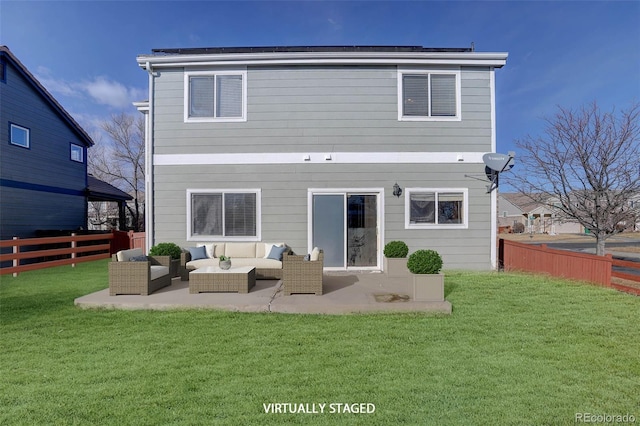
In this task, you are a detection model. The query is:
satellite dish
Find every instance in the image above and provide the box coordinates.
[465,152,515,193]
[483,152,515,172]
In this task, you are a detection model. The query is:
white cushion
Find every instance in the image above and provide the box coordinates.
[117,248,144,262]
[224,242,256,258]
[310,247,320,261]
[186,258,282,270]
[150,265,169,280]
[233,258,282,269]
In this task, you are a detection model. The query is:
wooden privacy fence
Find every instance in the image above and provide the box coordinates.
[499,238,640,295]
[0,231,146,276]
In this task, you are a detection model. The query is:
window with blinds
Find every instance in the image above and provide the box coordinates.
[399,70,459,120]
[185,71,246,122]
[188,190,260,240]
[405,188,468,228]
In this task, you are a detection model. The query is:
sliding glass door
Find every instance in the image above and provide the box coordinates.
[311,191,380,269]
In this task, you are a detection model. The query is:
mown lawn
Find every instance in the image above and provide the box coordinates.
[1,260,638,425]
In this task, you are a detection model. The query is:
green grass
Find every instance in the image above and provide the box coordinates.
[1,260,639,425]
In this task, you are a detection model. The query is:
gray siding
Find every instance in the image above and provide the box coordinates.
[152,65,493,155]
[149,62,496,270]
[153,163,493,270]
[0,57,88,238]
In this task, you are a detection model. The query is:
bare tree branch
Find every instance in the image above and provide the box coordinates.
[89,113,145,231]
[510,102,640,255]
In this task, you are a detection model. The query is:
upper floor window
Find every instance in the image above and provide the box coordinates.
[70,143,84,163]
[187,189,261,241]
[398,70,461,121]
[405,188,468,229]
[10,123,30,148]
[184,70,247,122]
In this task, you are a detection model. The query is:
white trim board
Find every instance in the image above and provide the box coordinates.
[154,152,487,166]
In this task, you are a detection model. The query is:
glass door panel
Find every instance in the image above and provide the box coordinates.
[312,194,345,268]
[347,195,378,267]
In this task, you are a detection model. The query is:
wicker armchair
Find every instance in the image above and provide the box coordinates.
[109,253,172,296]
[282,250,324,295]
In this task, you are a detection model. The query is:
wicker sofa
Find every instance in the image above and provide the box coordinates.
[180,242,290,281]
[109,248,172,296]
[283,249,324,296]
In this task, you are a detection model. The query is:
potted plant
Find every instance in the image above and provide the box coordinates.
[383,241,409,277]
[219,255,232,270]
[407,249,444,302]
[149,242,182,277]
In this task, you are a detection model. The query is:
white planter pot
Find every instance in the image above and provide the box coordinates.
[384,257,409,278]
[412,273,445,302]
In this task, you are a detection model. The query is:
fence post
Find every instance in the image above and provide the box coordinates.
[71,233,76,268]
[12,236,19,277]
[128,230,134,250]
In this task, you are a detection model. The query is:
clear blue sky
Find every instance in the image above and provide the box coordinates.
[1,1,639,157]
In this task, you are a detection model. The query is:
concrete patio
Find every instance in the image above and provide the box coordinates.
[74,272,452,315]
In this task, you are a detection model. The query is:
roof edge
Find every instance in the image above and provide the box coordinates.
[138,47,508,69]
[151,45,475,55]
[0,45,95,147]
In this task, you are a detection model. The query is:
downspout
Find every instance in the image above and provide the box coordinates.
[145,61,154,253]
[489,67,498,269]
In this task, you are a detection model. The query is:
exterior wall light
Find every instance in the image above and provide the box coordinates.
[393,182,402,198]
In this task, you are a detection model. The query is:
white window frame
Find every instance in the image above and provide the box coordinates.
[405,188,468,229]
[10,123,30,148]
[397,69,461,121]
[184,69,247,123]
[186,188,261,241]
[70,143,84,163]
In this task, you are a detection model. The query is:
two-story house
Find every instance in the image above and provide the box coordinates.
[136,46,508,270]
[0,46,95,240]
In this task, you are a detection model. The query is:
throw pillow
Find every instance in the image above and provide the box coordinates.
[130,255,148,262]
[266,245,288,261]
[187,246,207,261]
[197,243,215,258]
[263,243,283,258]
[310,247,320,261]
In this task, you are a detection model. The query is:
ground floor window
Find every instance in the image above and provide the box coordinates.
[187,189,260,241]
[405,188,468,229]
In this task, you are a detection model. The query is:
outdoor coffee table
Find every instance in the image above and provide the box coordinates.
[189,266,256,294]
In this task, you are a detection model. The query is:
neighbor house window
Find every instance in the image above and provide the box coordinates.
[70,143,84,163]
[0,60,6,82]
[184,70,247,122]
[405,188,468,229]
[187,189,260,241]
[398,70,461,120]
[10,123,30,148]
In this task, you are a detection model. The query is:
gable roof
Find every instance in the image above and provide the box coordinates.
[0,46,94,147]
[87,175,132,202]
[500,193,543,213]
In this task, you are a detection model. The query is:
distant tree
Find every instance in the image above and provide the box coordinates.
[89,113,145,231]
[511,102,640,256]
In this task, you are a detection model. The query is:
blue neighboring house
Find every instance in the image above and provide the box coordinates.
[0,45,95,239]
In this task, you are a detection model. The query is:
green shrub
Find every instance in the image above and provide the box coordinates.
[149,242,182,260]
[383,241,409,258]
[407,249,443,274]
